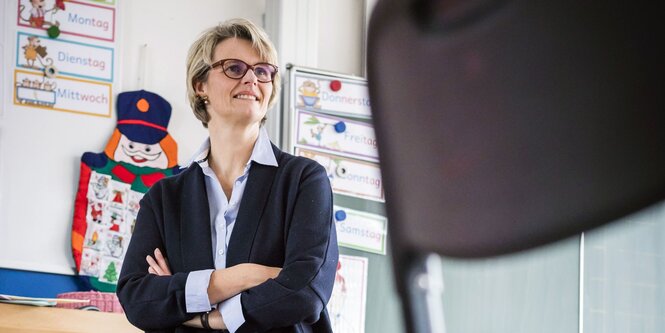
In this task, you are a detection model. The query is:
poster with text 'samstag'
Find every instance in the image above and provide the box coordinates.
[14,0,116,117]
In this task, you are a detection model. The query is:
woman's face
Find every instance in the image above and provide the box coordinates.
[197,37,273,128]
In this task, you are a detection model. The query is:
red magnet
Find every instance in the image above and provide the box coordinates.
[330,80,342,92]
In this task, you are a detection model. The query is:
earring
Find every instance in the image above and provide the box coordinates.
[199,95,209,105]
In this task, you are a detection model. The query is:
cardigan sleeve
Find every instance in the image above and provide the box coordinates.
[238,162,339,332]
[116,186,194,331]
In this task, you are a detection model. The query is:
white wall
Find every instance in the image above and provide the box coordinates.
[265,0,366,77]
[317,0,364,76]
[0,0,368,275]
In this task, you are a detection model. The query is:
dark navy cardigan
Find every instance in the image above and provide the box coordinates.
[117,145,338,333]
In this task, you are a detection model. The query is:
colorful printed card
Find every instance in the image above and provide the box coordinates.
[296,148,384,202]
[14,69,112,117]
[295,110,379,162]
[294,73,371,118]
[17,0,116,42]
[334,205,387,255]
[16,32,114,82]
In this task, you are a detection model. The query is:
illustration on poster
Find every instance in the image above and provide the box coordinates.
[19,0,61,30]
[16,76,58,107]
[58,51,106,71]
[68,13,110,32]
[22,35,54,69]
[299,80,321,107]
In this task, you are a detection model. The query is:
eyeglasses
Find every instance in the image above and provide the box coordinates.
[210,59,278,83]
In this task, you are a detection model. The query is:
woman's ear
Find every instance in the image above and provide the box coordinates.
[194,81,206,95]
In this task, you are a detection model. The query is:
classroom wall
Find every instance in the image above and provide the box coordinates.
[0,0,369,297]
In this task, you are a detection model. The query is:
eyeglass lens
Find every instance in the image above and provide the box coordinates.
[222,59,276,83]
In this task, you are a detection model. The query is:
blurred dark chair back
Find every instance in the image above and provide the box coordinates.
[367,0,665,331]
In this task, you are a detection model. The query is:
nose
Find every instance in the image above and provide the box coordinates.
[241,67,259,85]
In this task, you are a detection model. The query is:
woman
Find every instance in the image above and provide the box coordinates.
[117,18,338,333]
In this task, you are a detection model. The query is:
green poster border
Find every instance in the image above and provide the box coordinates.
[84,0,116,6]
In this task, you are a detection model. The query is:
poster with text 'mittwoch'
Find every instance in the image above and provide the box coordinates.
[14,0,116,117]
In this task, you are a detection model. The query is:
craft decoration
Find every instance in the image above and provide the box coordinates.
[71,90,181,291]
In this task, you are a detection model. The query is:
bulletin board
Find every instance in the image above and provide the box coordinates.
[283,66,404,333]
[0,0,120,275]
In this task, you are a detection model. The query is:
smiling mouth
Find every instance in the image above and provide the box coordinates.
[121,145,162,163]
[234,94,259,101]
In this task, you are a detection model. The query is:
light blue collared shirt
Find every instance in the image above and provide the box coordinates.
[184,127,278,333]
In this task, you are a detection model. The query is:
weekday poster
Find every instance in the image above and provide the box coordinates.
[14,0,116,117]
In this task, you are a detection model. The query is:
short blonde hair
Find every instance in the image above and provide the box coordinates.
[186,18,280,128]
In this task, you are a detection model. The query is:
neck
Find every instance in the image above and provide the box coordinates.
[207,122,260,180]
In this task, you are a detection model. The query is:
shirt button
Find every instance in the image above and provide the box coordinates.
[218,248,225,255]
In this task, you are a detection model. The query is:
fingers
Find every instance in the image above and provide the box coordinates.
[154,248,172,275]
[146,248,172,276]
[146,254,164,275]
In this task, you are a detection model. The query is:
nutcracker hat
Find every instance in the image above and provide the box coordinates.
[116,90,172,145]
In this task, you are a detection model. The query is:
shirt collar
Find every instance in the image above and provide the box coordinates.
[183,126,278,168]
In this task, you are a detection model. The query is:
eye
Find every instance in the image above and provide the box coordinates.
[128,143,134,149]
[224,61,247,76]
[254,66,269,77]
[145,146,151,153]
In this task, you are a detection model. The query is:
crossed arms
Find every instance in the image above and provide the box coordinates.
[145,248,279,330]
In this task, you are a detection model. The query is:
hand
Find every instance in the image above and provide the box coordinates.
[146,250,228,329]
[146,248,172,276]
[207,309,225,329]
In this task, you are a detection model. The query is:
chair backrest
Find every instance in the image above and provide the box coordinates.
[367,0,665,265]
